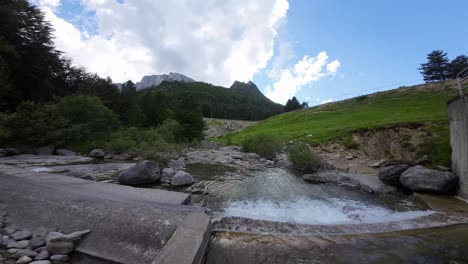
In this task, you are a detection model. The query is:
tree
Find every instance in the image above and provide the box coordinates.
[285,96,308,112]
[0,0,70,111]
[419,50,450,82]
[174,97,205,141]
[449,55,468,79]
[118,81,144,126]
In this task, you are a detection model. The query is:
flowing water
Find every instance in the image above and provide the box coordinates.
[186,163,432,226]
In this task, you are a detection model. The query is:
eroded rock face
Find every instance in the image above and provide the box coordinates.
[400,165,458,194]
[118,160,161,185]
[378,164,410,186]
[171,171,194,186]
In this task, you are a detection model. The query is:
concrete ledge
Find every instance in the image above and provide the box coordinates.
[0,165,210,263]
[153,213,212,264]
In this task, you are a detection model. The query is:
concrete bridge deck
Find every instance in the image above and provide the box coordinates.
[0,164,211,264]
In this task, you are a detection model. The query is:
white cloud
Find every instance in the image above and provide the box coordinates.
[33,0,289,85]
[265,51,340,103]
[320,97,333,104]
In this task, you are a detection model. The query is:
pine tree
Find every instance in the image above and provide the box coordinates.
[419,50,450,82]
[449,55,468,79]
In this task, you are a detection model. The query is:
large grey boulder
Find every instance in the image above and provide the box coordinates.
[35,145,55,155]
[378,164,410,186]
[400,165,458,193]
[170,171,194,186]
[118,160,161,185]
[161,168,176,184]
[88,149,105,158]
[56,149,76,156]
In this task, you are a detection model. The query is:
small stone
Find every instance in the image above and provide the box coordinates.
[11,231,32,241]
[16,256,32,264]
[345,155,354,160]
[7,240,29,249]
[4,225,18,235]
[33,247,46,253]
[29,261,51,264]
[7,248,20,254]
[45,241,74,255]
[28,238,45,250]
[13,249,37,258]
[49,254,69,263]
[34,250,49,261]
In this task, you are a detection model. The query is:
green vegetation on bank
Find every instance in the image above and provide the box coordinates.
[225,81,458,166]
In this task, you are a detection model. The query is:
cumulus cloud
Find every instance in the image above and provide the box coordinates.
[265,51,340,103]
[32,0,289,85]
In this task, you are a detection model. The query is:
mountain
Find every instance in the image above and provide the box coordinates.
[116,72,195,90]
[138,80,284,121]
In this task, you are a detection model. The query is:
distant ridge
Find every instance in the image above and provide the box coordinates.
[116,72,195,90]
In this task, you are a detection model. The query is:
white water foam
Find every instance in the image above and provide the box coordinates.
[222,198,434,225]
[31,167,52,172]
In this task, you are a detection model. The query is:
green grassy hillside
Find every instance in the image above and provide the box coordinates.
[226,80,458,145]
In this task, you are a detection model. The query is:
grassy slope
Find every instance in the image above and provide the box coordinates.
[226,80,458,145]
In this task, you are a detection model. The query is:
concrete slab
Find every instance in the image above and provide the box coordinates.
[0,165,211,264]
[153,213,212,264]
[413,193,468,214]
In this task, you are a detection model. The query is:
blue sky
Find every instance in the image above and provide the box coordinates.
[258,0,468,105]
[34,0,468,105]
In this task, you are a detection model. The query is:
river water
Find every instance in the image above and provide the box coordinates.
[186,163,433,225]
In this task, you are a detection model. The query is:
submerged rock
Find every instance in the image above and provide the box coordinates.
[378,164,410,186]
[400,165,458,194]
[118,160,161,185]
[171,171,194,186]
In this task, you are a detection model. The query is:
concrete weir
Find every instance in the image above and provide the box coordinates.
[448,95,468,199]
[0,164,211,264]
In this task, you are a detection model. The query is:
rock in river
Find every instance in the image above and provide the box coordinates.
[88,149,105,158]
[118,160,161,185]
[400,165,458,194]
[378,164,410,186]
[171,171,194,186]
[56,149,76,156]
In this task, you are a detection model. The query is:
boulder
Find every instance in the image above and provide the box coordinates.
[45,230,89,255]
[88,149,105,158]
[30,260,52,264]
[378,164,410,186]
[13,249,38,258]
[160,168,176,184]
[34,250,50,260]
[113,154,133,160]
[6,240,29,249]
[17,256,33,264]
[50,254,69,263]
[29,237,45,250]
[55,149,76,156]
[103,150,116,159]
[118,160,161,185]
[13,145,35,154]
[400,165,458,194]
[0,148,6,157]
[11,231,32,241]
[35,145,55,155]
[5,148,21,156]
[171,171,194,186]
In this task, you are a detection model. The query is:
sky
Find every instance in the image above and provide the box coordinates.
[31,0,468,105]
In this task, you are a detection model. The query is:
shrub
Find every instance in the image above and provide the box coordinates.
[288,142,321,173]
[343,137,359,149]
[103,127,179,163]
[241,134,280,159]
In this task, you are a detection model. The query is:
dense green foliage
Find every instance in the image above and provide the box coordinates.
[288,142,321,173]
[225,81,458,165]
[140,81,284,121]
[241,134,281,159]
[0,96,119,146]
[284,96,308,112]
[419,50,468,82]
[0,1,207,152]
